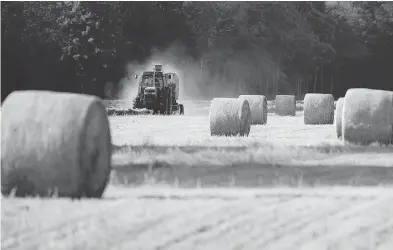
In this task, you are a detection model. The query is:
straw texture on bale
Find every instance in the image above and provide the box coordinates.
[335,97,344,139]
[275,95,296,116]
[238,95,268,125]
[1,90,112,198]
[342,88,393,145]
[303,93,335,125]
[209,98,251,136]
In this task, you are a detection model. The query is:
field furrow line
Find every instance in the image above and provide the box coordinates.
[3,200,149,250]
[41,200,212,250]
[181,198,315,250]
[225,196,348,250]
[167,197,326,249]
[292,198,392,249]
[107,200,230,250]
[258,198,372,250]
[154,208,246,250]
[155,197,304,249]
[331,201,393,250]
[111,195,296,250]
[376,233,393,250]
[4,199,205,250]
[1,198,131,249]
[112,199,251,250]
[374,220,393,249]
[265,196,389,250]
[325,215,393,250]
[239,196,361,250]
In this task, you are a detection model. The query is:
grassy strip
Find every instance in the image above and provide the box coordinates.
[110,143,393,188]
[112,142,393,167]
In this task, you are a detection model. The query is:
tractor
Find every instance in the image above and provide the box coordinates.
[132,64,184,115]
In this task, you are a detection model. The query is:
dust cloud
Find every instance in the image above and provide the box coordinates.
[117,40,242,107]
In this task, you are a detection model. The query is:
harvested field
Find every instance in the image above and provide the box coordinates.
[2,187,393,250]
[2,99,392,250]
[109,105,392,187]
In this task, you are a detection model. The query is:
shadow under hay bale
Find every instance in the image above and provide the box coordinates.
[335,97,345,139]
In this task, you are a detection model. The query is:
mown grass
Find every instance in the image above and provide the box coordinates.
[111,134,393,167]
[110,140,393,188]
[107,103,392,189]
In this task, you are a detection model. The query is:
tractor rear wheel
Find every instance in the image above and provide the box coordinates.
[159,103,166,115]
[166,90,173,115]
[159,89,168,115]
[179,104,184,115]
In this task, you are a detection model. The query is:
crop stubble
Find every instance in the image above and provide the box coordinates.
[109,109,392,187]
[2,100,393,250]
[2,188,393,250]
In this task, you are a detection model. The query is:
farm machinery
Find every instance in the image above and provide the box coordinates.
[133,64,184,115]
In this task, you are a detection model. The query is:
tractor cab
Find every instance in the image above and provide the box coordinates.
[140,72,161,88]
[138,65,165,89]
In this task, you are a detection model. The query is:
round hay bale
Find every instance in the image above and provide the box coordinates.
[275,95,296,116]
[342,88,393,145]
[303,93,335,125]
[209,98,251,136]
[1,90,112,198]
[334,97,344,139]
[238,95,268,125]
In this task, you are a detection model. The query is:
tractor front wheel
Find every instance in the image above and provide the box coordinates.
[132,97,143,109]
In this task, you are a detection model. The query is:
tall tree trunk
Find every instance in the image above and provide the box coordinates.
[313,68,319,93]
[259,72,262,95]
[276,64,280,95]
[330,75,334,95]
[305,75,309,94]
[321,67,324,93]
[301,75,304,96]
[266,75,270,97]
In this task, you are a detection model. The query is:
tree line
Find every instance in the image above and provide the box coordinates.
[2,1,393,101]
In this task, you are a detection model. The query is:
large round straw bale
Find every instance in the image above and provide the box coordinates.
[238,95,268,125]
[209,98,251,136]
[334,97,344,139]
[303,93,335,125]
[275,95,296,116]
[342,88,393,145]
[1,90,112,198]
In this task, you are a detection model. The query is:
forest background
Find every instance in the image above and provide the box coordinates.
[2,1,393,101]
